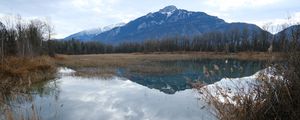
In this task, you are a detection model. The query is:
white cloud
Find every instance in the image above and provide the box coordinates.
[35,76,213,120]
[0,0,299,38]
[205,0,280,11]
[250,12,300,33]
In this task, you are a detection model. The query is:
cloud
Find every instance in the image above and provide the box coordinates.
[0,0,299,38]
[205,0,280,12]
[0,0,140,38]
[32,76,213,120]
[250,12,300,33]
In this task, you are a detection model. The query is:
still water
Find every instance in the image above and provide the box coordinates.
[3,59,265,120]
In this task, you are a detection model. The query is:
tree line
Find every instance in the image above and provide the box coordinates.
[49,25,299,54]
[0,15,53,60]
[1,15,299,56]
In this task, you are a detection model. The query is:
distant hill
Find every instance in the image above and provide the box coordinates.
[64,23,125,41]
[65,5,269,44]
[275,25,300,40]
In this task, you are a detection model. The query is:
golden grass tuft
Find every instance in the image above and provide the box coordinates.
[0,56,56,91]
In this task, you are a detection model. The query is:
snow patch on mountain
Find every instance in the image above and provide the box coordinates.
[83,28,103,35]
[102,23,126,32]
[64,23,126,40]
[71,5,266,44]
[159,5,178,17]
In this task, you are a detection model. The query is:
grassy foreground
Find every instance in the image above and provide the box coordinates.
[0,56,56,93]
[195,51,300,120]
[55,52,285,77]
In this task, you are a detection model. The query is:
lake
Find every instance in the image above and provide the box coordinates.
[1,59,266,120]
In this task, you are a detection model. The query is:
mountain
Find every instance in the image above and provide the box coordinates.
[92,5,266,44]
[64,23,125,41]
[275,25,300,40]
[67,5,268,44]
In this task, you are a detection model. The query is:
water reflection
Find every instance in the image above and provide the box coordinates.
[8,76,215,120]
[123,59,265,94]
[2,59,266,120]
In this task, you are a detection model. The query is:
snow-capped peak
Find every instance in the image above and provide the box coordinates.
[83,28,103,35]
[83,23,125,35]
[64,22,126,40]
[159,5,177,13]
[159,5,178,17]
[102,23,126,32]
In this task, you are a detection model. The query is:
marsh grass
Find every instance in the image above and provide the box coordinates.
[195,73,271,120]
[55,52,284,77]
[2,102,41,120]
[0,56,57,120]
[0,56,56,88]
[0,52,287,119]
[194,52,300,120]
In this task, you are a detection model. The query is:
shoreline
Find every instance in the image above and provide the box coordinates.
[57,51,286,61]
[55,52,285,77]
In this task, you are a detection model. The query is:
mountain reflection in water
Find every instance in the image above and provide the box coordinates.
[3,59,265,120]
[121,59,265,94]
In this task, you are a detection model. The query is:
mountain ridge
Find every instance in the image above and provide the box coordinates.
[65,5,271,44]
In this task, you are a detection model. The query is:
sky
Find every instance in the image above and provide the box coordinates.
[0,0,299,38]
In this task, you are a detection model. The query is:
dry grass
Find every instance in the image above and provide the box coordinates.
[55,52,285,77]
[0,56,57,120]
[194,52,300,120]
[0,56,56,94]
